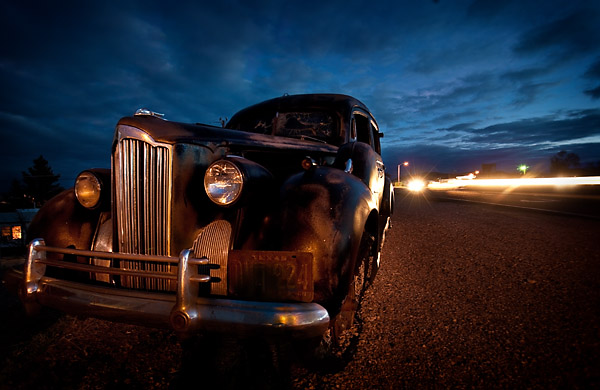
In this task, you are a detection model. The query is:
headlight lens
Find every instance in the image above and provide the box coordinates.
[204,160,244,205]
[75,171,102,209]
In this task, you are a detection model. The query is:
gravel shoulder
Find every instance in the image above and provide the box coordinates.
[294,190,600,388]
[1,190,599,389]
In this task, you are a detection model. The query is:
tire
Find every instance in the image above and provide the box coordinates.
[362,230,380,285]
[300,229,374,368]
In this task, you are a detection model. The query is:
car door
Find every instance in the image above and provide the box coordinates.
[351,110,386,200]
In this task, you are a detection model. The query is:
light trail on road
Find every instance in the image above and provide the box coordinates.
[428,176,600,190]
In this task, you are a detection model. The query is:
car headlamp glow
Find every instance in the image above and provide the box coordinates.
[75,171,102,209]
[407,179,426,192]
[204,160,244,205]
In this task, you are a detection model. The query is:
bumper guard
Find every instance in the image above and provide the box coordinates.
[21,239,329,339]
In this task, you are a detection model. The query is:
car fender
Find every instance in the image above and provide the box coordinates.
[278,166,376,311]
[27,189,102,257]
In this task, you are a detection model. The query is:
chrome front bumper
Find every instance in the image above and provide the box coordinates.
[20,239,329,339]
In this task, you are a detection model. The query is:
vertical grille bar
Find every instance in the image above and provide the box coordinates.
[114,135,173,291]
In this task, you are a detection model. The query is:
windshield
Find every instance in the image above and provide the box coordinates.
[229,111,338,143]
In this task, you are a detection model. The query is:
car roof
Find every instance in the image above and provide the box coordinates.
[226,94,370,128]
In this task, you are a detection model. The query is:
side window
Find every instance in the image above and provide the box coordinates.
[354,113,372,146]
[350,117,357,142]
[370,119,382,154]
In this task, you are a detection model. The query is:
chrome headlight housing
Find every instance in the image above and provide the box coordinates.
[204,160,244,205]
[75,171,102,209]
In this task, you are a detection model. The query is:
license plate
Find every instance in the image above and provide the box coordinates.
[228,250,313,302]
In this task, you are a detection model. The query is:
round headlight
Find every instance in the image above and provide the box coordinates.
[75,171,102,209]
[204,160,244,205]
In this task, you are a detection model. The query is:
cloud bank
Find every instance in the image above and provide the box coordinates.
[0,0,598,190]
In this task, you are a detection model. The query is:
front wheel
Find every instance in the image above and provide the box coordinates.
[302,229,375,366]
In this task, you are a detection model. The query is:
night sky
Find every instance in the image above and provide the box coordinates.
[1,0,599,191]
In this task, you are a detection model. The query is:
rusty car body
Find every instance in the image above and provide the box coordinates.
[17,93,393,347]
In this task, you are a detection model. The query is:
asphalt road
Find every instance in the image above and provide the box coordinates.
[1,189,599,388]
[293,189,600,388]
[428,185,600,219]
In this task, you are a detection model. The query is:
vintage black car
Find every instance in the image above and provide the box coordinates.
[17,94,393,352]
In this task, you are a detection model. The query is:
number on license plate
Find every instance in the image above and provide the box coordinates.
[228,250,313,302]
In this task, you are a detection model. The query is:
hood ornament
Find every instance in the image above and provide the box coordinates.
[134,108,165,118]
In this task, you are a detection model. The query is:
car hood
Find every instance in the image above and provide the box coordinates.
[116,115,338,154]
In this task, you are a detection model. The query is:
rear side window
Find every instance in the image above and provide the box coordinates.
[354,113,373,146]
[371,120,381,154]
[352,111,382,154]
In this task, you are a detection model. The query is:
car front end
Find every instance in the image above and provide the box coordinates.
[17,96,380,340]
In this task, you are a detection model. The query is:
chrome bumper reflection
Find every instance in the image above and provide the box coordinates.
[21,239,329,339]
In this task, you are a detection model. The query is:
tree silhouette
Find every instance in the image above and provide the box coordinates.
[550,151,580,176]
[21,155,64,207]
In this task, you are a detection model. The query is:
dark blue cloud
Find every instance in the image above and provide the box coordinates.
[468,109,600,144]
[585,86,600,99]
[583,57,600,99]
[500,67,552,83]
[513,9,600,60]
[382,108,600,174]
[0,0,599,192]
[466,0,515,20]
[585,58,600,79]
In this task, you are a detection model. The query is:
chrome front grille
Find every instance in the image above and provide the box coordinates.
[114,128,174,290]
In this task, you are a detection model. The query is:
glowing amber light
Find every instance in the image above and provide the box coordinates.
[407,179,426,192]
[75,171,102,209]
[12,226,21,240]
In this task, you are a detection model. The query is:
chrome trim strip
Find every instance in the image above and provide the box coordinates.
[35,258,210,283]
[32,244,209,265]
[345,158,353,173]
[116,125,169,148]
[24,239,46,296]
[25,244,210,283]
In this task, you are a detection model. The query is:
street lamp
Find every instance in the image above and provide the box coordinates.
[397,161,409,185]
[518,164,529,175]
